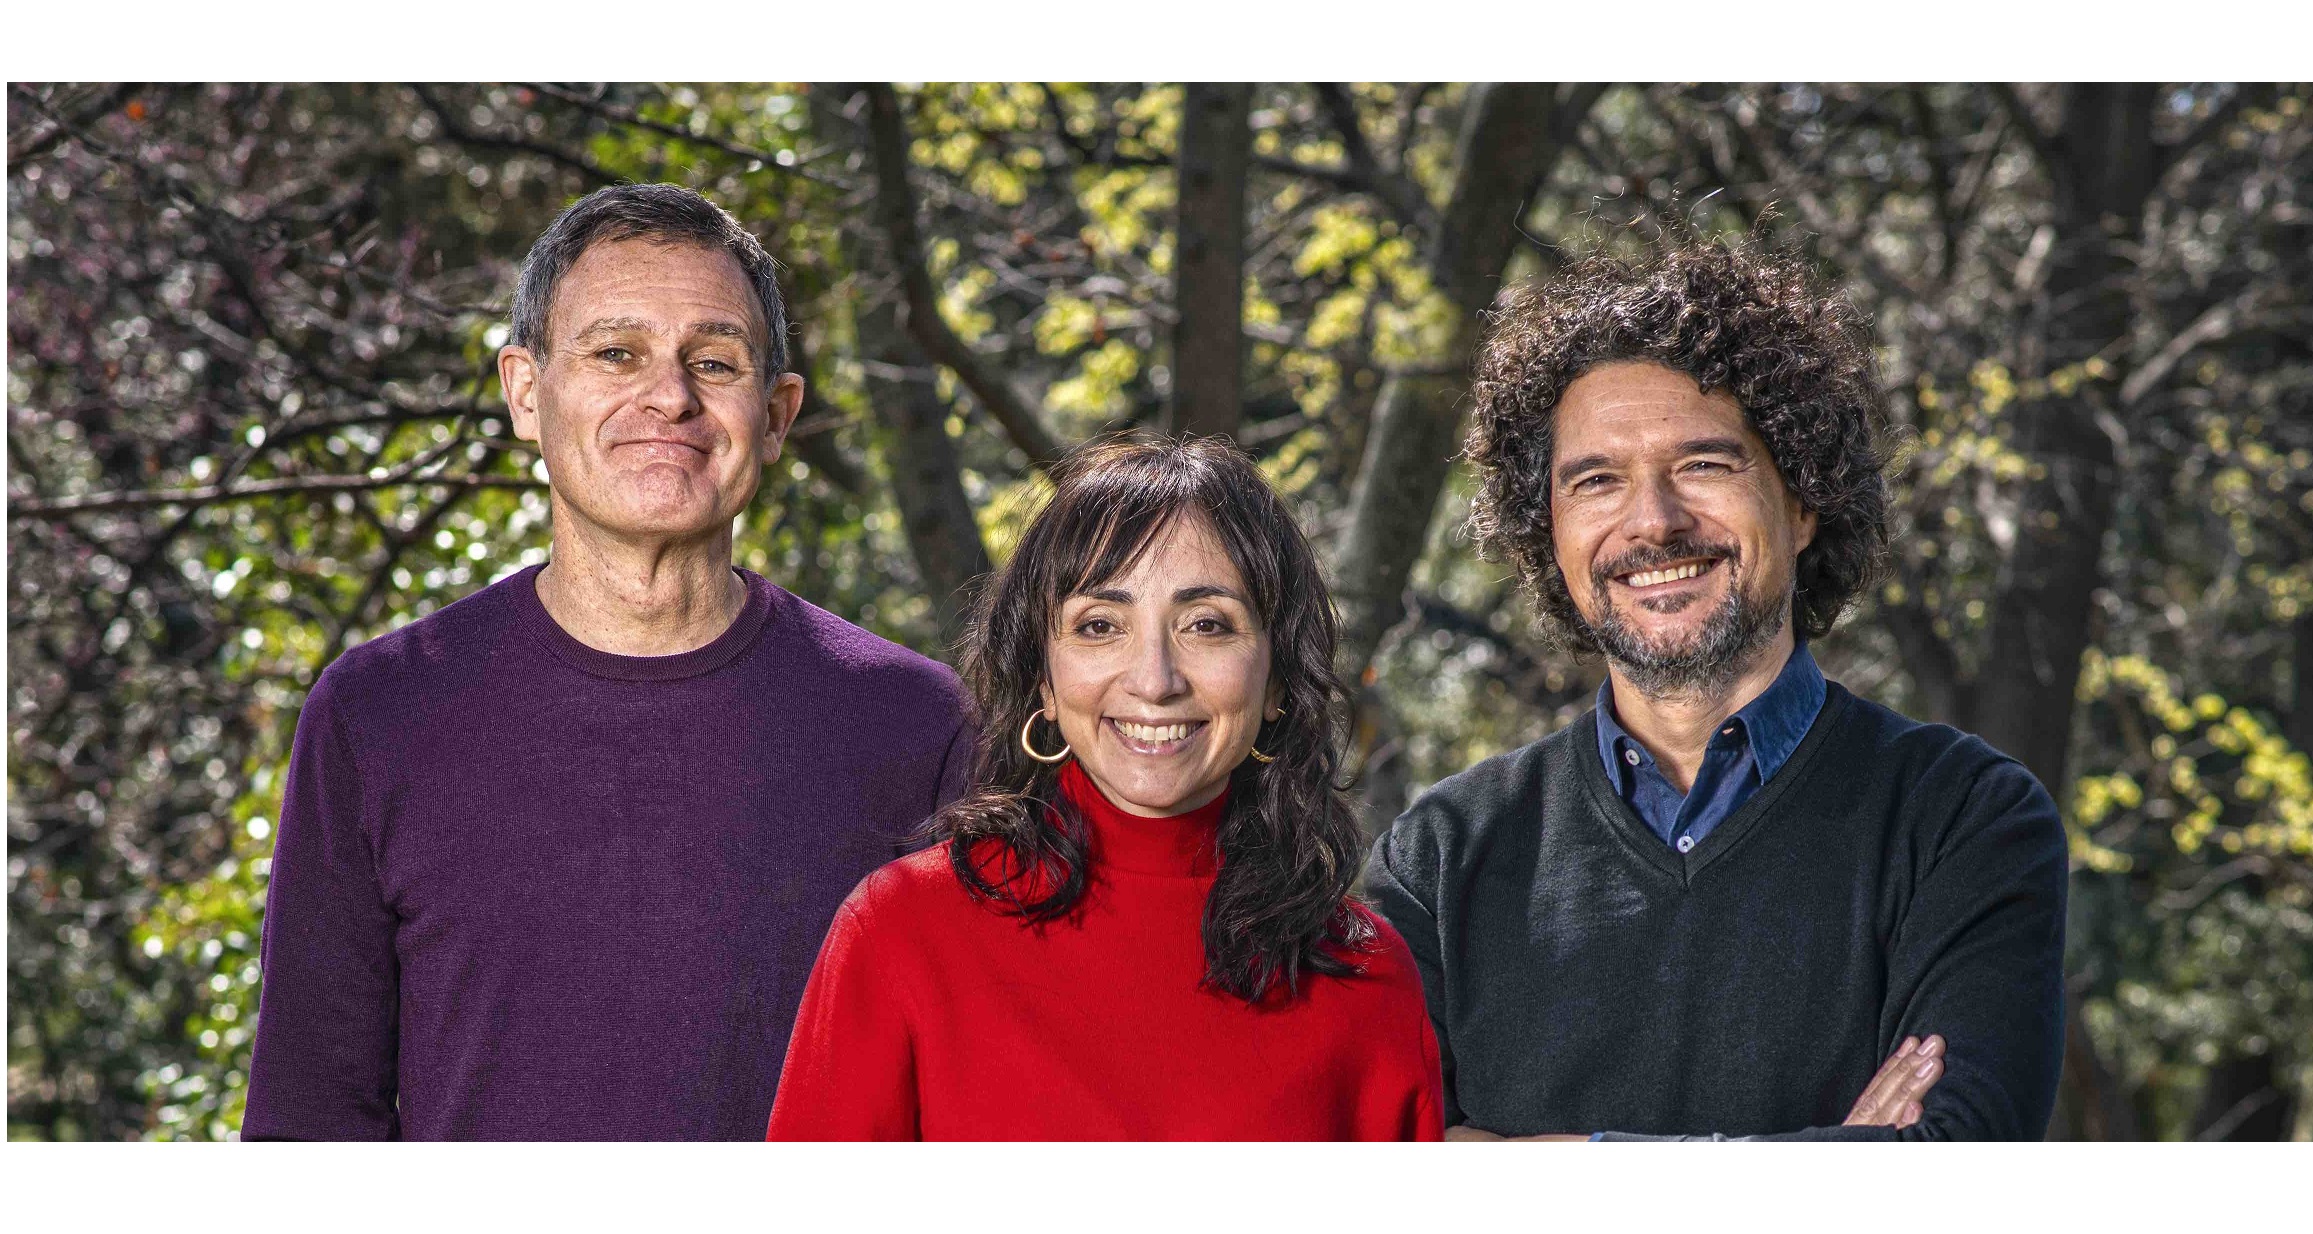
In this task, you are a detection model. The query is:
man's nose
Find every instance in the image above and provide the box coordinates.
[1625,469,1698,542]
[637,354,702,421]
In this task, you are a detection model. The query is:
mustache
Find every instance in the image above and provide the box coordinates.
[1591,538,1738,588]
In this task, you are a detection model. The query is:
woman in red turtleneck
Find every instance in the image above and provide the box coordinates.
[767,439,1442,1141]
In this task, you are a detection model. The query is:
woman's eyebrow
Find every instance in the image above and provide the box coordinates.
[1173,585,1242,603]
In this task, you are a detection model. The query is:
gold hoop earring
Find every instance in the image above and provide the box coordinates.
[1247,706,1284,765]
[1020,708,1071,764]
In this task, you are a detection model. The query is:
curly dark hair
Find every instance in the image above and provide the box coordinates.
[1464,237,1891,652]
[933,435,1374,1004]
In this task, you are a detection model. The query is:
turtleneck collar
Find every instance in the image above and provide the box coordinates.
[1057,759,1228,879]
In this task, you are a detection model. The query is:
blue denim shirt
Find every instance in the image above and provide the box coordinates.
[1593,643,1828,854]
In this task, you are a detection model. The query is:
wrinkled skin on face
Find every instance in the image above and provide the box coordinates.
[499,237,803,549]
[1548,361,1817,699]
[1041,515,1284,817]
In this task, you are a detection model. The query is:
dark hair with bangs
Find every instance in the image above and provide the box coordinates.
[933,435,1374,1004]
[1464,236,1891,652]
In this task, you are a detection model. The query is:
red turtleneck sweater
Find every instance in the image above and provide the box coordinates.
[766,761,1444,1140]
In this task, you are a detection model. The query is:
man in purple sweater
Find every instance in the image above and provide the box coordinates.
[242,184,972,1140]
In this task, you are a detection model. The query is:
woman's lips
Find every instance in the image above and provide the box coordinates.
[1106,717,1207,755]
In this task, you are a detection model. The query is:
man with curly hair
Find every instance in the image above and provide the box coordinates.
[1366,238,2068,1141]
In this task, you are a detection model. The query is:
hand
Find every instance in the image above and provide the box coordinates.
[1843,1034,1945,1128]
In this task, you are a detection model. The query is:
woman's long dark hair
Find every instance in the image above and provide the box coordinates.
[933,435,1374,1004]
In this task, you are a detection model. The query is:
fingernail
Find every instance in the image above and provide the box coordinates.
[1916,1058,1938,1078]
[1921,1036,1943,1056]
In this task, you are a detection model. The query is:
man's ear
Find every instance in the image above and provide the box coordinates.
[499,345,542,442]
[761,372,807,465]
[1794,503,1820,554]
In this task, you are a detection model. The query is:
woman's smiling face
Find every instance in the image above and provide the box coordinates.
[1041,514,1281,818]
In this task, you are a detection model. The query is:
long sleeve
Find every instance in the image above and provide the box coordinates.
[765,889,921,1141]
[1598,756,2069,1142]
[242,672,400,1140]
[1363,829,1463,1129]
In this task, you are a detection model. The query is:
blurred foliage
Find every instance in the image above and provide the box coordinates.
[9,82,2310,1141]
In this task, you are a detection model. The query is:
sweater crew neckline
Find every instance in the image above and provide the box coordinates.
[1057,759,1228,879]
[515,563,776,682]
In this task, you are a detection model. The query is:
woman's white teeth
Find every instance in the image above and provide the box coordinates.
[1116,721,1196,743]
[1626,562,1710,587]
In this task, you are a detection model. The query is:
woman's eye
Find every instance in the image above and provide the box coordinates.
[1188,617,1230,635]
[1077,618,1115,637]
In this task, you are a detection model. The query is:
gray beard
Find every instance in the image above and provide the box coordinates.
[1584,561,1790,702]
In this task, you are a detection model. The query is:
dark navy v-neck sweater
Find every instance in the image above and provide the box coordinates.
[242,565,971,1140]
[1365,683,2068,1140]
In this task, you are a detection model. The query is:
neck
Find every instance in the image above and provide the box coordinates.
[1604,624,1796,794]
[535,515,745,657]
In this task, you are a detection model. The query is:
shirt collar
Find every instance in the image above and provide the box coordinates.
[1731,642,1827,785]
[1594,641,1827,783]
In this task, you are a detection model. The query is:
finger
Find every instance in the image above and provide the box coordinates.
[1884,1053,1944,1113]
[1897,1100,1922,1129]
[1848,1037,1922,1121]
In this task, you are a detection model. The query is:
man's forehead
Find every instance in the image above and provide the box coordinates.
[553,238,765,334]
[1557,363,1750,446]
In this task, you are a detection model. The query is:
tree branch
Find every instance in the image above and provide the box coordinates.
[859,83,1064,468]
[410,83,618,186]
[521,83,851,189]
[1989,83,2065,188]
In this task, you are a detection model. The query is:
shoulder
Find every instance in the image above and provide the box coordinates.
[753,578,968,713]
[835,842,981,936]
[1343,902,1425,987]
[310,570,531,718]
[1823,685,2063,852]
[1368,719,1588,883]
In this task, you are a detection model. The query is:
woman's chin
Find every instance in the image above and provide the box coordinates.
[1081,764,1227,818]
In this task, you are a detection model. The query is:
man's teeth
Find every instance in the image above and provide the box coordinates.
[1116,721,1196,743]
[1625,562,1710,587]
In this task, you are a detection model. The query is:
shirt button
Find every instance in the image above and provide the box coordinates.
[1623,749,1641,766]
[1677,836,1697,853]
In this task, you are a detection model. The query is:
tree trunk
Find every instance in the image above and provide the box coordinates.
[1975,86,2160,799]
[1333,83,1599,680]
[857,297,993,648]
[1167,83,1252,440]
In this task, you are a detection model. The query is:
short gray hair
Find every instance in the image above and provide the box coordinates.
[509,183,791,374]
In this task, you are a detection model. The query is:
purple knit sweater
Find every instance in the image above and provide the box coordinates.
[242,566,971,1140]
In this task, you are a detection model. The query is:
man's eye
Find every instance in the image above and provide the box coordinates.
[1571,474,1612,492]
[1684,459,1729,474]
[597,347,633,363]
[695,359,736,375]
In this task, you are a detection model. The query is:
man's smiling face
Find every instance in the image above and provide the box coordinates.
[1548,360,1817,697]
[503,236,798,545]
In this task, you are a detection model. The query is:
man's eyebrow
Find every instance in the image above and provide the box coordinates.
[1680,436,1752,460]
[1554,452,1618,487]
[570,316,655,342]
[687,319,755,345]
